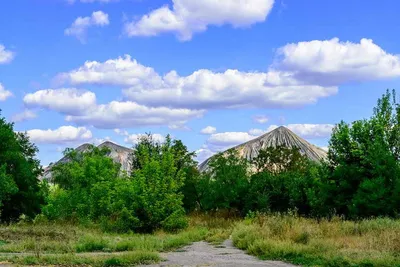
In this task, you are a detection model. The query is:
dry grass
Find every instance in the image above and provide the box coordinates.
[1,214,399,266]
[232,214,400,266]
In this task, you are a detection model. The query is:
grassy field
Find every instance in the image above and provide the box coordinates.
[0,213,235,266]
[232,214,400,267]
[0,214,399,266]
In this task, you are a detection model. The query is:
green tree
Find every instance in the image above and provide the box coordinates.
[252,145,309,174]
[44,145,121,222]
[130,134,188,232]
[201,149,249,214]
[324,89,400,218]
[246,145,315,215]
[0,112,45,222]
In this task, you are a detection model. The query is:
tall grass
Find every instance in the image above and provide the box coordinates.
[232,214,400,267]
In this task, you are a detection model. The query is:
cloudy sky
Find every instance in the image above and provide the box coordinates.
[1,0,400,166]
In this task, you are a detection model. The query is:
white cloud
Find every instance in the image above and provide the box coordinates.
[66,101,204,129]
[57,55,160,87]
[168,123,191,131]
[248,128,266,136]
[114,128,129,136]
[26,126,92,144]
[23,88,96,115]
[276,38,400,85]
[207,132,256,147]
[0,83,12,101]
[56,38,400,113]
[92,136,112,145]
[57,55,337,109]
[267,124,334,138]
[65,11,110,43]
[11,110,37,122]
[196,146,215,164]
[124,133,165,145]
[200,126,216,135]
[124,0,275,41]
[0,45,15,64]
[321,146,329,152]
[253,115,269,124]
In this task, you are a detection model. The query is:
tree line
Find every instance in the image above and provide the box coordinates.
[1,89,400,232]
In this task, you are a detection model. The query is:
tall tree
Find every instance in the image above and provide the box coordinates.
[324,89,400,218]
[130,134,188,232]
[0,112,46,222]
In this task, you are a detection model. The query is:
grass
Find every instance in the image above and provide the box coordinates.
[0,251,160,266]
[231,214,400,267]
[1,213,399,266]
[0,213,235,265]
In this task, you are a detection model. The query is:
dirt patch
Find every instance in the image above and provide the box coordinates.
[141,240,296,267]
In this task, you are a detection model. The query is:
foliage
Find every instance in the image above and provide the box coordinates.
[252,145,309,174]
[199,149,250,214]
[245,146,317,215]
[0,111,46,222]
[130,134,188,232]
[44,134,192,233]
[321,89,400,218]
[43,145,121,222]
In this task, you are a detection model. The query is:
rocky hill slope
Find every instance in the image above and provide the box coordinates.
[41,141,133,182]
[199,126,327,172]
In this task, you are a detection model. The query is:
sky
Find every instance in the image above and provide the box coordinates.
[1,0,400,166]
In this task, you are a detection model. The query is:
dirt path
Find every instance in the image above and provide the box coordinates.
[141,240,296,267]
[0,240,297,266]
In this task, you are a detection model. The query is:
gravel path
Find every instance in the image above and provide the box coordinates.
[140,240,296,267]
[0,240,297,266]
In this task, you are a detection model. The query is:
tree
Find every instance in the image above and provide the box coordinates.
[324,89,400,218]
[200,149,249,214]
[246,145,315,215]
[252,145,309,174]
[44,145,121,222]
[0,112,46,222]
[130,134,188,232]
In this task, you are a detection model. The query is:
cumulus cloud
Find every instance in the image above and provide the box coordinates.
[64,11,110,43]
[267,124,334,138]
[23,88,202,129]
[65,101,204,129]
[276,38,400,85]
[23,88,96,115]
[114,128,129,136]
[168,123,191,131]
[248,128,266,136]
[0,45,15,64]
[26,126,92,144]
[200,126,216,135]
[11,110,37,122]
[207,132,255,147]
[56,38,400,112]
[0,83,12,101]
[57,55,337,109]
[195,146,215,164]
[124,133,165,145]
[124,0,275,41]
[253,115,269,124]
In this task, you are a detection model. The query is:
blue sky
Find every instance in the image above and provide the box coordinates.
[1,0,400,166]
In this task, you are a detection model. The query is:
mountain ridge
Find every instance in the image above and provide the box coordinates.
[199,126,327,172]
[41,141,133,181]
